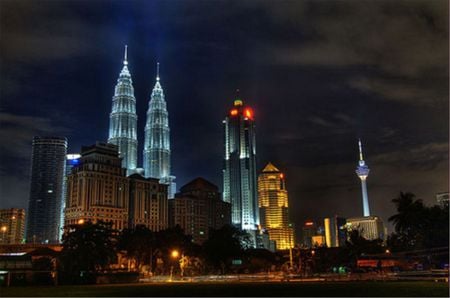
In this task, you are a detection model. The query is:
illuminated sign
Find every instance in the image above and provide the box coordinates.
[305,222,314,226]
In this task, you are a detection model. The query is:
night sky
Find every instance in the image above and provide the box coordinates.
[1,0,448,240]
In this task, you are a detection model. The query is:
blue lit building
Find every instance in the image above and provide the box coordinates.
[223,96,259,246]
[108,45,138,175]
[59,153,80,240]
[143,63,176,198]
[356,139,370,216]
[26,136,67,244]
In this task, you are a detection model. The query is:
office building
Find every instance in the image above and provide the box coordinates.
[60,153,81,239]
[143,63,176,198]
[169,178,231,244]
[128,174,168,232]
[0,208,25,244]
[324,216,346,248]
[301,220,317,248]
[222,95,259,246]
[26,136,67,244]
[64,142,129,231]
[258,162,294,250]
[346,216,386,241]
[108,46,138,175]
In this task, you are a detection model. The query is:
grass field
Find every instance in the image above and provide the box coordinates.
[2,281,449,297]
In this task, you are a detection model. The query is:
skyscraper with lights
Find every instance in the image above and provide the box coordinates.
[108,45,138,175]
[258,162,294,250]
[143,63,176,198]
[223,95,259,245]
[356,139,370,216]
[26,136,67,244]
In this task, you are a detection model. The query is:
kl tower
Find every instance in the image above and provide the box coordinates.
[355,139,370,216]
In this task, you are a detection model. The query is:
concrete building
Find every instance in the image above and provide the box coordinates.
[169,178,231,244]
[64,142,129,230]
[0,209,25,244]
[324,216,346,248]
[26,136,67,244]
[346,216,386,241]
[128,174,168,232]
[258,162,294,250]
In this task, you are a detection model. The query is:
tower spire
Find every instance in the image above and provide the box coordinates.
[156,62,160,81]
[358,138,364,161]
[124,45,128,66]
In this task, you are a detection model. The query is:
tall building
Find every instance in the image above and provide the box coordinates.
[356,139,370,217]
[60,153,81,239]
[64,142,129,231]
[143,63,176,198]
[128,174,168,232]
[222,95,259,245]
[169,178,231,244]
[324,216,346,248]
[26,136,67,244]
[0,208,26,244]
[108,45,138,175]
[258,162,294,250]
[346,216,386,241]
[301,220,317,248]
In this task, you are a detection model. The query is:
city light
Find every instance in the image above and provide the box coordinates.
[171,249,180,258]
[230,109,238,116]
[77,219,85,225]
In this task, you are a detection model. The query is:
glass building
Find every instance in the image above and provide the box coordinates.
[223,96,259,245]
[108,45,138,175]
[143,63,176,198]
[26,136,67,244]
[258,162,294,250]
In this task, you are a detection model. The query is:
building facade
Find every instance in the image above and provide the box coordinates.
[108,46,138,175]
[436,192,449,208]
[60,153,81,239]
[346,216,386,241]
[324,216,346,248]
[128,174,168,232]
[26,136,67,244]
[143,63,176,198]
[169,178,231,244]
[64,143,129,231]
[257,162,294,250]
[222,96,259,245]
[356,139,371,217]
[0,209,26,244]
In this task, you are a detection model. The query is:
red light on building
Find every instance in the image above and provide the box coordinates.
[305,221,314,226]
[244,108,253,119]
[230,109,238,116]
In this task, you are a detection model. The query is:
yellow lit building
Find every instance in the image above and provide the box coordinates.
[0,208,25,244]
[258,162,294,250]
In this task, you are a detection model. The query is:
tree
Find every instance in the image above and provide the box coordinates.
[203,225,250,273]
[117,225,155,272]
[59,221,117,284]
[345,229,383,269]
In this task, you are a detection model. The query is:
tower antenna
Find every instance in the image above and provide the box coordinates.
[156,62,160,81]
[124,45,128,65]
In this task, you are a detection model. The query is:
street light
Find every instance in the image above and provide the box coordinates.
[169,249,180,281]
[77,219,85,225]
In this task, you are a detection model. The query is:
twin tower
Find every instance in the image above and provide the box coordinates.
[107,46,176,197]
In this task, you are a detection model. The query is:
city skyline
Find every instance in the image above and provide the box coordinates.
[1,0,448,241]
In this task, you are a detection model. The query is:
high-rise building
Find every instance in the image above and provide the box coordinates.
[26,136,67,244]
[60,153,81,239]
[222,95,259,246]
[356,139,370,216]
[0,208,26,244]
[64,142,129,231]
[169,178,231,244]
[108,46,138,175]
[324,216,346,248]
[301,220,316,248]
[258,162,294,250]
[128,174,168,232]
[143,63,176,198]
[346,216,386,241]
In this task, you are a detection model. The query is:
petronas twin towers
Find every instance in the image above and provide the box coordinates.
[108,46,176,198]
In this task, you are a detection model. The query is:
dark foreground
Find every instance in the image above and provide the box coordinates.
[2,281,449,297]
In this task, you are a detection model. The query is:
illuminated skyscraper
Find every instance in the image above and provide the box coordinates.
[258,163,294,250]
[26,136,67,244]
[0,208,25,244]
[356,139,370,216]
[223,95,259,245]
[108,45,138,175]
[143,63,176,198]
